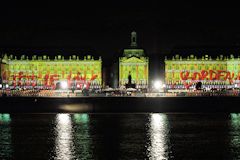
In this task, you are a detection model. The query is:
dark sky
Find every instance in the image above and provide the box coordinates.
[1,2,240,61]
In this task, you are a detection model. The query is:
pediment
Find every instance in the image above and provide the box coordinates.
[121,57,146,63]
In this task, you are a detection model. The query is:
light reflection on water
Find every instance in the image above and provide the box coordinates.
[73,114,92,159]
[3,113,240,159]
[54,113,91,160]
[55,114,75,160]
[0,114,11,124]
[230,113,240,159]
[147,113,169,160]
[0,114,12,159]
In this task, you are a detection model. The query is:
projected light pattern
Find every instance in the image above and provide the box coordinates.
[165,54,240,88]
[1,54,102,89]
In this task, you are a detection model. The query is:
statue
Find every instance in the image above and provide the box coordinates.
[128,72,132,84]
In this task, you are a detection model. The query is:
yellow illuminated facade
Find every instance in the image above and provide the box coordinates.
[1,54,102,89]
[165,54,240,88]
[119,32,149,88]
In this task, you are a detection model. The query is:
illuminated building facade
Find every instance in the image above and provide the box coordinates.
[165,54,240,89]
[0,54,102,89]
[119,31,149,88]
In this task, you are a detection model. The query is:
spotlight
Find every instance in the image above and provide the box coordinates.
[153,80,162,90]
[61,81,68,89]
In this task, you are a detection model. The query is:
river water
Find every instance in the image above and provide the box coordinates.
[1,113,240,160]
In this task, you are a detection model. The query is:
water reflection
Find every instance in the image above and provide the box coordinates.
[2,113,240,159]
[0,114,11,124]
[230,113,240,158]
[73,114,92,159]
[231,113,240,130]
[0,114,12,159]
[55,114,75,160]
[147,113,169,160]
[73,114,89,124]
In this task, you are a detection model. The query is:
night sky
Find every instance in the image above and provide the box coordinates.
[1,2,240,63]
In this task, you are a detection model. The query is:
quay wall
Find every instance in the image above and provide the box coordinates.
[0,96,240,113]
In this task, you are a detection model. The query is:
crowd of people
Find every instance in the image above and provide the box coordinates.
[175,89,240,97]
[0,88,107,97]
[0,88,240,97]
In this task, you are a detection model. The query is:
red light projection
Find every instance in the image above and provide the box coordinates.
[180,70,240,82]
[3,71,98,89]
